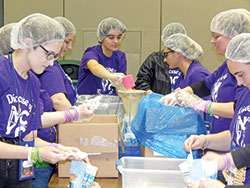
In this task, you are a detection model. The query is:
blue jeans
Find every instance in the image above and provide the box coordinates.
[32,166,54,188]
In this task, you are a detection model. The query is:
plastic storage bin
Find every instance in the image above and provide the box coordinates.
[117,157,186,188]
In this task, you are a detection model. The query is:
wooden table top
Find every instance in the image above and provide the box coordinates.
[48,173,122,188]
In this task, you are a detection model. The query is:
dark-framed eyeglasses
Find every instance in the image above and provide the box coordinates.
[39,45,60,60]
[163,50,175,58]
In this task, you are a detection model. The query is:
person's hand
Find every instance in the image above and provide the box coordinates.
[75,104,94,119]
[57,145,90,163]
[183,135,207,152]
[39,146,68,164]
[176,90,211,114]
[109,72,125,88]
[199,179,225,188]
[160,89,181,105]
[202,152,227,171]
[176,90,200,107]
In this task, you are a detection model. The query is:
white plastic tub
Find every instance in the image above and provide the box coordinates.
[117,157,186,188]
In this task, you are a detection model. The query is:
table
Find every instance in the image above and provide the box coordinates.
[48,173,122,188]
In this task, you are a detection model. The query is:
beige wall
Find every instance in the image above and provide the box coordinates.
[4,0,250,77]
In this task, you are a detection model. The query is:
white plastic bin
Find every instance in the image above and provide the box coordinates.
[117,157,186,188]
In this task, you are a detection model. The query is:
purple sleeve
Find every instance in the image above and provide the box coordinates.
[205,61,226,90]
[118,52,127,74]
[39,65,66,97]
[79,48,100,71]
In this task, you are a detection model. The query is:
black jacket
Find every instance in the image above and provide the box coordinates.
[135,51,171,95]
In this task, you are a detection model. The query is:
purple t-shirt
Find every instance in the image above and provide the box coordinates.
[205,61,238,134]
[39,61,77,106]
[77,45,127,95]
[0,56,42,138]
[230,86,250,184]
[173,61,210,89]
[168,68,183,91]
[38,61,77,142]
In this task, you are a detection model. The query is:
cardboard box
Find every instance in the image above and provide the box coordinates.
[57,115,119,178]
[142,146,168,158]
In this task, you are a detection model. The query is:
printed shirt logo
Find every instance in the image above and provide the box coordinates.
[97,67,116,95]
[5,93,32,137]
[234,105,250,148]
[211,74,228,102]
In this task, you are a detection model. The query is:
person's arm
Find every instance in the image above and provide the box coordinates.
[183,130,231,152]
[87,59,125,87]
[87,59,114,80]
[203,131,232,151]
[190,80,210,98]
[211,102,234,118]
[0,141,29,159]
[231,145,250,169]
[51,92,72,111]
[41,104,94,128]
[135,53,155,92]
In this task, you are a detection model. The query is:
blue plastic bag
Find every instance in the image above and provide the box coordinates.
[131,93,206,158]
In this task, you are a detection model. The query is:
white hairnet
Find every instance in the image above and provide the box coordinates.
[225,33,250,63]
[97,17,126,42]
[164,33,203,60]
[11,13,65,50]
[210,8,250,38]
[161,22,187,43]
[54,16,76,36]
[0,23,17,55]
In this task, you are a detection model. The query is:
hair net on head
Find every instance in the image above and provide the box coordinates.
[161,22,187,43]
[210,8,250,38]
[0,23,17,55]
[97,17,126,42]
[225,33,250,63]
[164,33,203,60]
[11,13,65,50]
[54,16,76,36]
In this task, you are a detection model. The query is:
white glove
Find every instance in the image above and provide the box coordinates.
[176,90,211,114]
[75,104,95,122]
[108,73,125,88]
[176,90,200,107]
[160,88,181,106]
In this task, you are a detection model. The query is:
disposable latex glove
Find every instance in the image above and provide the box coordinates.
[75,104,95,121]
[108,72,125,88]
[160,88,180,106]
[176,90,211,114]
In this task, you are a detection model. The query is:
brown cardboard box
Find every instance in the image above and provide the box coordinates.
[142,146,168,158]
[57,114,119,178]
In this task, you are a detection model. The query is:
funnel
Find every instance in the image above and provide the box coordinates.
[118,89,146,117]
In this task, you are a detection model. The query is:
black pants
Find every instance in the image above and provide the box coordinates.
[0,137,32,188]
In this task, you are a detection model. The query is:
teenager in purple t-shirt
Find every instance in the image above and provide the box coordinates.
[135,22,186,95]
[0,13,93,188]
[163,33,210,90]
[34,17,79,188]
[184,33,250,186]
[77,17,127,95]
[162,9,250,135]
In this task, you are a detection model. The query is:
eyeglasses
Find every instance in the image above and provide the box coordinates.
[163,50,175,58]
[39,45,60,60]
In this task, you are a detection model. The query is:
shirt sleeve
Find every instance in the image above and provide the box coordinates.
[190,80,211,98]
[39,65,66,97]
[231,145,250,169]
[135,53,155,91]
